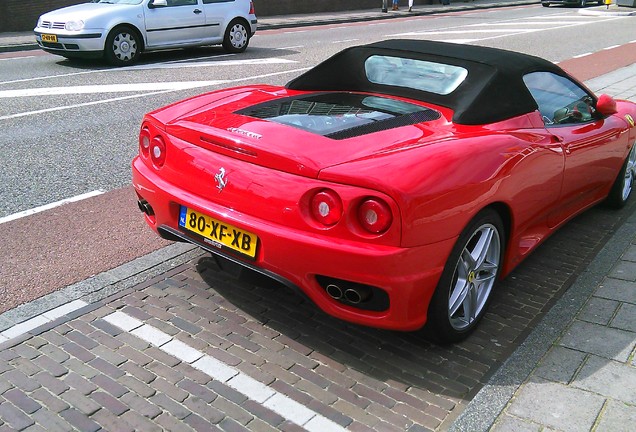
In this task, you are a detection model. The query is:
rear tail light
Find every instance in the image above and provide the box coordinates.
[358,198,392,234]
[150,136,166,168]
[139,127,151,157]
[249,1,255,14]
[311,189,342,226]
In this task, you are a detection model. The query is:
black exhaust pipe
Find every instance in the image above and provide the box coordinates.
[137,199,154,216]
[316,275,389,312]
[344,287,371,304]
[326,284,343,300]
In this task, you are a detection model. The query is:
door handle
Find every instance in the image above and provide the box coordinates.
[546,135,565,154]
[193,8,202,14]
[550,135,563,144]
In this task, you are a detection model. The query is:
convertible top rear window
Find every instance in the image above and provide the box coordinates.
[365,55,468,95]
[237,92,441,139]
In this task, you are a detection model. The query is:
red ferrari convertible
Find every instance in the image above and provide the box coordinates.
[132,40,636,343]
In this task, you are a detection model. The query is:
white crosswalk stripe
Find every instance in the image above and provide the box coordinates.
[387,12,627,42]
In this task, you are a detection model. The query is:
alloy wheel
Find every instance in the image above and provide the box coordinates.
[621,145,636,202]
[448,224,501,331]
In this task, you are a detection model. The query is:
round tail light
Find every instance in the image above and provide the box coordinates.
[358,198,392,234]
[311,190,343,226]
[150,136,166,168]
[139,127,151,158]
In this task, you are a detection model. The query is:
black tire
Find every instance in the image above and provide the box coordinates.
[222,19,250,53]
[427,208,505,344]
[104,26,141,66]
[606,145,636,209]
[542,2,550,6]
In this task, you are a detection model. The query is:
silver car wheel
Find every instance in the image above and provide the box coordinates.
[621,145,636,202]
[112,31,137,62]
[228,23,248,50]
[448,224,501,331]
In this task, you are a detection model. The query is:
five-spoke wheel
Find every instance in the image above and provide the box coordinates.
[607,144,636,208]
[428,209,504,343]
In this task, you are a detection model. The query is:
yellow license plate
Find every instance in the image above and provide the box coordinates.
[179,206,258,259]
[41,34,58,43]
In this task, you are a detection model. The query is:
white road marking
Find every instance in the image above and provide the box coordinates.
[395,28,540,36]
[464,20,596,26]
[0,300,88,341]
[0,81,228,98]
[0,56,36,62]
[0,90,176,121]
[0,190,105,224]
[0,304,349,430]
[0,68,310,121]
[446,39,480,44]
[103,311,348,431]
[0,57,296,85]
[332,39,360,44]
[1,68,112,86]
[388,13,626,40]
[130,57,297,71]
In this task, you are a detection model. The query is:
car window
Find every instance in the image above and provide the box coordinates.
[365,55,468,95]
[167,0,198,5]
[237,92,440,139]
[523,71,596,127]
[92,0,142,4]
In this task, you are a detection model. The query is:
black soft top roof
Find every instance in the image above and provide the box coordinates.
[286,40,569,125]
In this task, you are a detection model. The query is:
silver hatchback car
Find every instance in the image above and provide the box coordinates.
[34,0,258,66]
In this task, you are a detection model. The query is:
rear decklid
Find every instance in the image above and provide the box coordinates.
[158,86,454,178]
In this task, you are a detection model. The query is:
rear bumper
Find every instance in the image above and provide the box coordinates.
[132,156,456,331]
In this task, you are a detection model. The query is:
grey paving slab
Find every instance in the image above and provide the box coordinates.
[532,346,587,384]
[595,400,636,432]
[611,303,636,332]
[559,320,635,362]
[572,355,636,404]
[578,296,619,325]
[506,381,606,432]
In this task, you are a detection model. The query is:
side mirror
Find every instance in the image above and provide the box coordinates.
[596,94,618,116]
[148,0,168,9]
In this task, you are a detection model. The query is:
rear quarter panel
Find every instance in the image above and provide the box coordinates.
[318,129,566,257]
[616,100,636,146]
